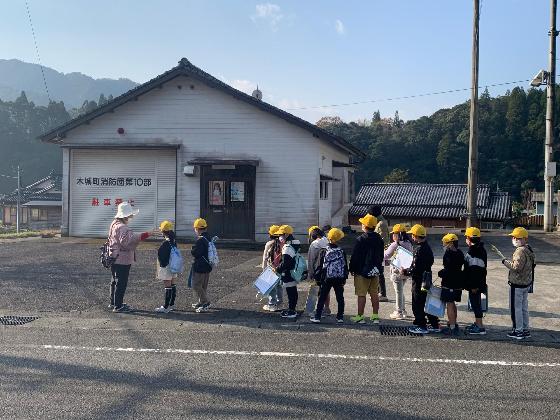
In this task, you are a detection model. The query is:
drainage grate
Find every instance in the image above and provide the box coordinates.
[0,316,39,326]
[379,325,420,337]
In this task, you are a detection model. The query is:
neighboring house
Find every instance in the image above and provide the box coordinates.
[530,191,559,216]
[39,58,364,241]
[0,173,62,230]
[349,183,511,229]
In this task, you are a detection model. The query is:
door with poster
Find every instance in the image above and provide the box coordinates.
[200,165,255,240]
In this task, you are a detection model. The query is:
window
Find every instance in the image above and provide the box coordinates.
[348,172,355,203]
[31,208,48,221]
[320,181,329,200]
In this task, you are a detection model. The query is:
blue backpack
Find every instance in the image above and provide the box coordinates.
[169,245,184,274]
[290,252,308,283]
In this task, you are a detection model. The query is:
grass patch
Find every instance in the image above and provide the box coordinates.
[0,229,59,239]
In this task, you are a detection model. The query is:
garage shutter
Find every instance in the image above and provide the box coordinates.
[69,149,176,237]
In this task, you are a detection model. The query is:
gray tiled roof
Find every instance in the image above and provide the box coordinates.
[349,183,511,221]
[0,174,62,205]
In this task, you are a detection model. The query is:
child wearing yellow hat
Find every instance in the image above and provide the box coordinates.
[155,220,178,313]
[261,225,283,312]
[191,218,213,313]
[463,227,488,335]
[438,233,464,335]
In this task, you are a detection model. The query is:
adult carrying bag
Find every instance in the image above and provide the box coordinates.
[169,245,184,274]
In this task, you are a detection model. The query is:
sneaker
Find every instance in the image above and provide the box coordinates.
[465,323,477,332]
[427,325,441,333]
[389,311,405,320]
[155,306,170,313]
[453,325,461,336]
[351,315,366,324]
[310,316,321,324]
[108,304,115,310]
[522,329,531,338]
[401,311,409,318]
[370,314,380,325]
[408,326,428,335]
[322,308,332,318]
[263,304,278,312]
[441,326,452,335]
[467,324,487,335]
[192,303,203,309]
[168,305,175,312]
[336,317,344,324]
[378,295,389,302]
[507,330,524,340]
[113,304,132,313]
[281,310,297,319]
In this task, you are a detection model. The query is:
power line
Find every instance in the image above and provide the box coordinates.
[285,78,533,111]
[25,0,51,102]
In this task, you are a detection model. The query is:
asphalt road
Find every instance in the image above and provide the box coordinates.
[1,237,560,419]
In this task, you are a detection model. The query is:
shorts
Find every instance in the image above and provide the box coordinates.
[157,265,178,281]
[441,287,462,303]
[354,274,380,297]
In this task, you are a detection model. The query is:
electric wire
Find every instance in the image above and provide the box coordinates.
[25,0,51,102]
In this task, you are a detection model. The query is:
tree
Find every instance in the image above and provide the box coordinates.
[384,168,409,183]
[392,110,403,128]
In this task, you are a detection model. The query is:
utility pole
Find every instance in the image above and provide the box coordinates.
[544,0,558,232]
[466,0,480,228]
[16,165,21,234]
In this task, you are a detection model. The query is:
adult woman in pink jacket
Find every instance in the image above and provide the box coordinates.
[108,202,154,312]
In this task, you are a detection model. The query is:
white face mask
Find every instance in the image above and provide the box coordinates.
[279,235,286,243]
[512,238,523,247]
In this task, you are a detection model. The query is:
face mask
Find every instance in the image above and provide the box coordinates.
[512,238,522,247]
[279,235,286,243]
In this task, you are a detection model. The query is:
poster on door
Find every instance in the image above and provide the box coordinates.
[230,182,245,202]
[209,181,225,206]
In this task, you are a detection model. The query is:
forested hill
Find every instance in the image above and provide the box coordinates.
[0,59,137,109]
[318,87,560,200]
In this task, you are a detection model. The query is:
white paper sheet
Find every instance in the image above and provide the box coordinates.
[391,246,414,270]
[253,266,280,295]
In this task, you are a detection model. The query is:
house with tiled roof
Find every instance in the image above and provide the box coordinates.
[349,183,512,229]
[0,172,62,230]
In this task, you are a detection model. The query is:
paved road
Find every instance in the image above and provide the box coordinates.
[1,237,560,419]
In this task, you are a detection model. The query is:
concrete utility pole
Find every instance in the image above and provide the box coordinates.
[466,0,480,228]
[544,0,558,232]
[16,165,21,234]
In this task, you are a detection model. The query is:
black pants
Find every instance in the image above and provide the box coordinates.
[315,278,345,319]
[110,264,131,308]
[379,269,387,297]
[285,286,298,311]
[411,279,439,329]
[469,289,484,319]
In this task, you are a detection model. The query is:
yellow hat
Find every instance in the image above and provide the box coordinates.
[465,227,481,238]
[390,224,407,234]
[308,225,320,235]
[193,218,208,229]
[327,228,345,243]
[407,224,427,237]
[269,225,280,236]
[442,233,458,244]
[509,227,529,239]
[159,220,174,232]
[274,225,294,235]
[359,214,378,229]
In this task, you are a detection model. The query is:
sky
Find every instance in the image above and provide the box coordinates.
[0,0,555,123]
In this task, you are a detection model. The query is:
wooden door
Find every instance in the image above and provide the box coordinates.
[200,165,255,240]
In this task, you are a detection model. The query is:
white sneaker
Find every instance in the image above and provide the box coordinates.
[155,306,170,313]
[168,305,175,312]
[389,311,406,320]
[263,304,278,312]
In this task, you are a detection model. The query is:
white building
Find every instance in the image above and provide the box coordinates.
[40,58,364,241]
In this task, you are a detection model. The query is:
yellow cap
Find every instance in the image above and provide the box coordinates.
[193,218,208,229]
[327,228,345,243]
[269,225,280,236]
[359,214,378,229]
[390,224,407,234]
[442,233,458,244]
[407,224,427,237]
[159,220,174,232]
[465,227,481,238]
[308,225,320,235]
[274,225,294,235]
[509,227,529,239]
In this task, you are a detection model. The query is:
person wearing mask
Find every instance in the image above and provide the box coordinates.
[463,227,488,335]
[502,227,536,340]
[438,233,464,336]
[369,206,390,302]
[155,220,179,313]
[191,218,213,313]
[404,224,439,335]
[384,224,413,320]
[108,202,154,313]
[307,226,331,315]
[274,225,301,319]
[310,228,348,324]
[349,214,384,324]
[261,225,283,312]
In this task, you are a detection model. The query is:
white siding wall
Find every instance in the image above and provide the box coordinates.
[61,148,70,235]
[62,75,342,241]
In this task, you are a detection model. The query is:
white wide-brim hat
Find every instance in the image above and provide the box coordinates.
[114,202,140,219]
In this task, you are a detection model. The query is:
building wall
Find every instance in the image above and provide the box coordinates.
[60,75,352,241]
[27,206,62,230]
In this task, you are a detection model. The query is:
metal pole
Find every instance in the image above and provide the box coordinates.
[16,165,21,234]
[544,0,558,232]
[467,0,480,228]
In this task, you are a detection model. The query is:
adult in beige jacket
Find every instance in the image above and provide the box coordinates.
[108,202,153,312]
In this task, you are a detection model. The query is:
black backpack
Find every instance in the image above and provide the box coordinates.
[100,223,118,269]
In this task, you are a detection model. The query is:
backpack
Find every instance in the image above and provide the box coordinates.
[360,246,380,278]
[169,245,184,274]
[205,237,219,268]
[290,249,308,283]
[100,222,118,269]
[323,247,347,280]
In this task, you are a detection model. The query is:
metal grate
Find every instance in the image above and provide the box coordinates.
[379,325,421,337]
[0,316,39,326]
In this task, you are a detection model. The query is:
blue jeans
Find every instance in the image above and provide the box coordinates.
[268,283,284,305]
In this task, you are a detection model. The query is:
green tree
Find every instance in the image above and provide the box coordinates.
[384,168,409,183]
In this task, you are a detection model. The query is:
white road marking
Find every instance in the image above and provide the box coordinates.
[36,345,560,368]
